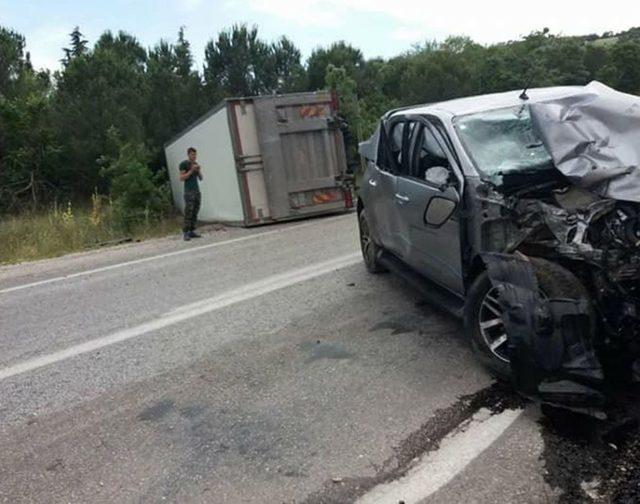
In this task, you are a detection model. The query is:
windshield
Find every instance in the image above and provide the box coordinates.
[455,105,554,176]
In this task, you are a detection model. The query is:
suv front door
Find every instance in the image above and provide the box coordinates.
[366,117,411,256]
[394,118,464,294]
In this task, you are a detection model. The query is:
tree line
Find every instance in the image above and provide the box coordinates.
[1,23,640,217]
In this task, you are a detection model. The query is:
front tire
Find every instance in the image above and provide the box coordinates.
[464,257,594,378]
[358,210,386,274]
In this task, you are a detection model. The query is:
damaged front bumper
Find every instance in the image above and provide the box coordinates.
[477,188,640,417]
[478,190,640,418]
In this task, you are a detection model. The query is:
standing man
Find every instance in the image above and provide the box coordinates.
[179,147,203,241]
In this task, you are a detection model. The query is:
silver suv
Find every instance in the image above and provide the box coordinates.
[357,83,640,409]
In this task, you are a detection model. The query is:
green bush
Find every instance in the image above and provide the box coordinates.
[99,130,172,232]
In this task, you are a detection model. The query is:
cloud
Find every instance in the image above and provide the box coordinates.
[243,0,638,44]
[10,0,639,71]
[241,0,347,27]
[180,0,206,11]
[24,25,70,72]
[391,27,428,42]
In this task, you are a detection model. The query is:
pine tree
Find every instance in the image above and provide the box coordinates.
[273,36,306,93]
[203,24,277,99]
[145,29,206,171]
[175,27,193,79]
[61,26,88,66]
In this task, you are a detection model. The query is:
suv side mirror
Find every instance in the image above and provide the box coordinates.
[424,166,450,190]
[424,197,457,227]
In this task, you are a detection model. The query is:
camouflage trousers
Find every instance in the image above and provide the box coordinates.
[183,191,201,233]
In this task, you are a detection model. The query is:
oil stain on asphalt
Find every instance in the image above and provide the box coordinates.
[300,341,354,362]
[137,399,175,422]
[369,314,429,336]
[134,397,306,501]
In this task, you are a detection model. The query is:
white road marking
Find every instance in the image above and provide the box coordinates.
[0,253,361,381]
[357,408,524,504]
[0,214,353,295]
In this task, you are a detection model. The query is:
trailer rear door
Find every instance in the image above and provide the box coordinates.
[253,93,347,219]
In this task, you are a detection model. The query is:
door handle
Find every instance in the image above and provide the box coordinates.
[368,179,378,187]
[395,193,410,203]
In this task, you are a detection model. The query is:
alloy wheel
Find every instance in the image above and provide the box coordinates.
[359,215,375,266]
[478,287,509,363]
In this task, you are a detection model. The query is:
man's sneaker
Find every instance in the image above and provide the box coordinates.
[189,231,202,238]
[183,232,191,241]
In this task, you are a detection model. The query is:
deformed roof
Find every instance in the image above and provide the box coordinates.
[398,86,583,117]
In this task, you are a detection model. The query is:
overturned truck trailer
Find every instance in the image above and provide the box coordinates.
[165,91,352,226]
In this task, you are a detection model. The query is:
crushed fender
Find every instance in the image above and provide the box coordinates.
[483,253,607,418]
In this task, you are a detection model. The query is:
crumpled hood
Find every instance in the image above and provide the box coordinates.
[530,81,640,203]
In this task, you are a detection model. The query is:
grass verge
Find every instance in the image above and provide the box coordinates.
[0,204,181,265]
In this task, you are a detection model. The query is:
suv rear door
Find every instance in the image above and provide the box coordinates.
[394,118,465,294]
[364,116,410,255]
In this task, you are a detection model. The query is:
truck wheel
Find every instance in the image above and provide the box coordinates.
[358,210,386,274]
[463,257,593,378]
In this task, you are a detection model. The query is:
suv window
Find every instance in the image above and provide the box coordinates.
[377,120,402,173]
[389,122,405,169]
[396,120,419,176]
[378,119,417,174]
[408,123,451,181]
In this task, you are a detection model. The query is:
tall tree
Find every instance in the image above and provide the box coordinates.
[145,29,206,170]
[584,44,609,81]
[598,40,640,94]
[272,36,306,93]
[61,26,88,66]
[530,37,590,86]
[175,27,193,78]
[203,24,276,100]
[0,27,32,98]
[54,30,148,195]
[0,88,61,211]
[306,41,364,91]
[0,27,57,212]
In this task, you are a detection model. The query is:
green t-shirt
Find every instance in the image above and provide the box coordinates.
[179,160,200,193]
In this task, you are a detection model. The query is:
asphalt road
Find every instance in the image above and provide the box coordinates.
[0,212,637,503]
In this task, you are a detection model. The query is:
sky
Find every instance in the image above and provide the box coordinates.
[1,0,639,72]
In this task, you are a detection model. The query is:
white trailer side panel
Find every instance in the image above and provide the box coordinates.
[165,106,243,222]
